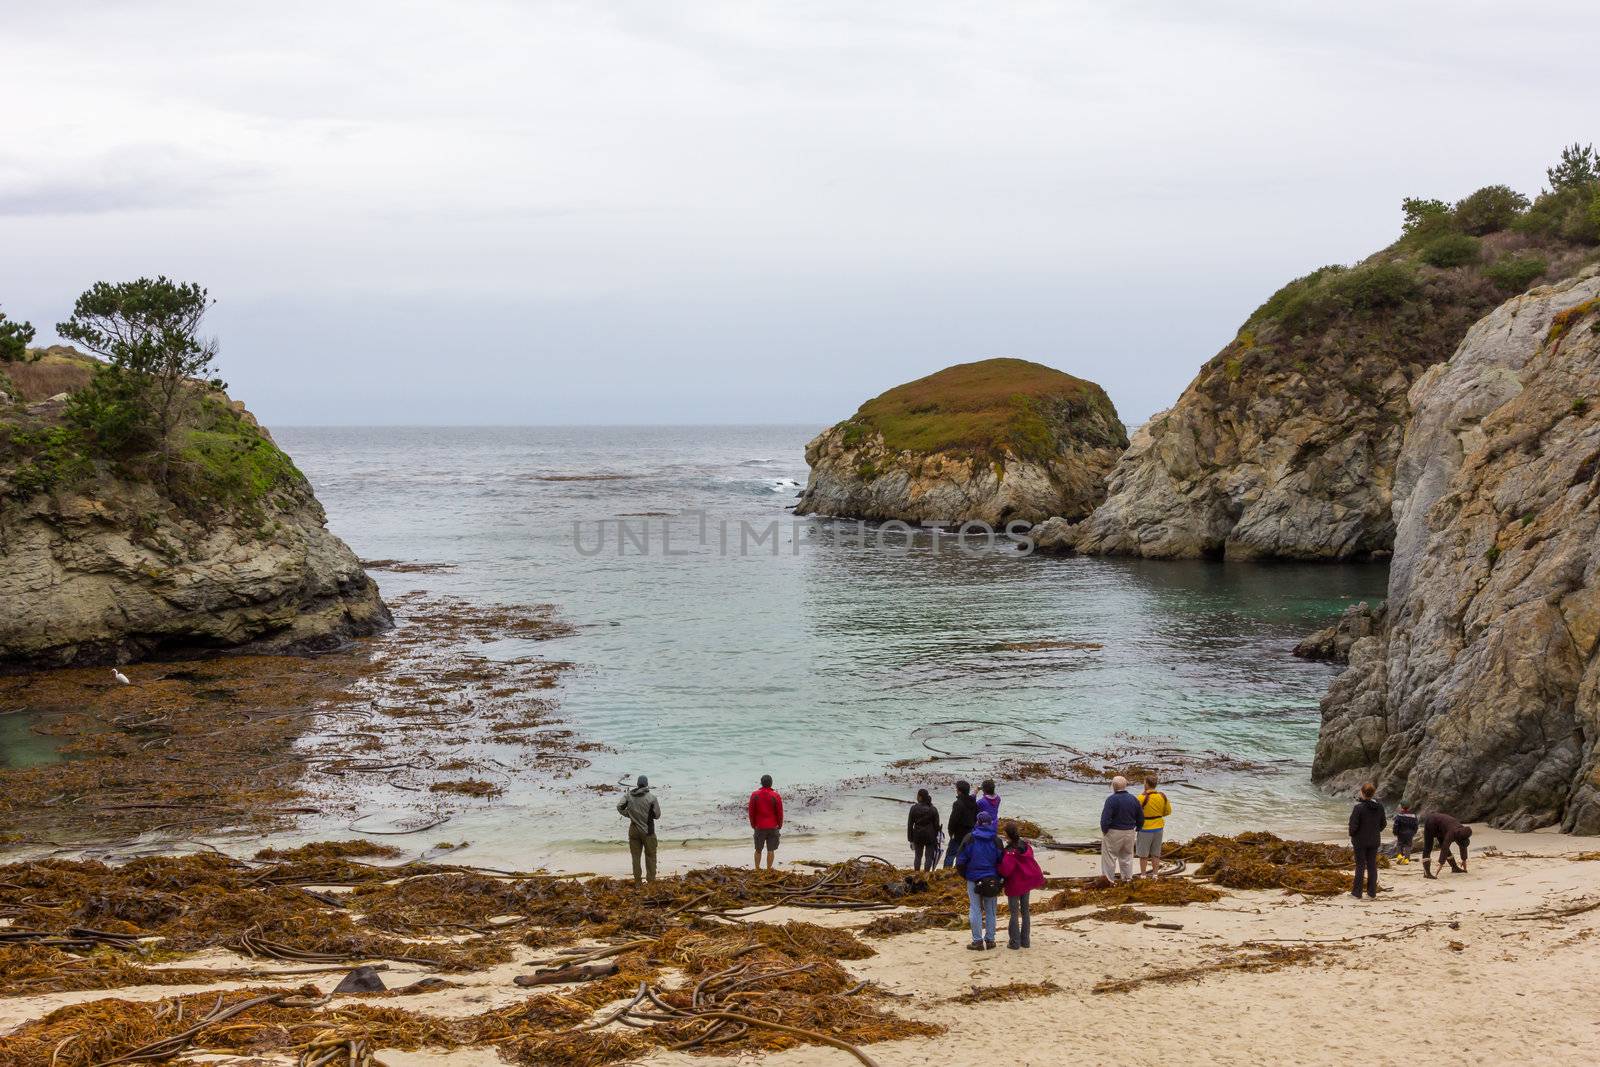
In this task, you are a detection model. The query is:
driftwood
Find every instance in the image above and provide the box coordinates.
[513,960,620,987]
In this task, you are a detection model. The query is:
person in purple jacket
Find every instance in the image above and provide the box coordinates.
[976,778,1001,823]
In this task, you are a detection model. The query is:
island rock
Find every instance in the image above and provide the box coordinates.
[795,358,1127,527]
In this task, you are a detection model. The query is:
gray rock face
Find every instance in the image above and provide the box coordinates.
[796,438,1114,528]
[1314,269,1600,833]
[0,475,390,669]
[1070,363,1413,561]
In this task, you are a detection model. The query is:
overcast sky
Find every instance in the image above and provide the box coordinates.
[3,1,1596,427]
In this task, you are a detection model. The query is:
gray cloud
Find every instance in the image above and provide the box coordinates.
[0,144,260,216]
[2,2,1596,427]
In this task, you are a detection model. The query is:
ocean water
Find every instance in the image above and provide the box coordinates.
[274,425,1387,865]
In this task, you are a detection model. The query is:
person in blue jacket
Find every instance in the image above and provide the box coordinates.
[1099,775,1145,883]
[955,809,1006,950]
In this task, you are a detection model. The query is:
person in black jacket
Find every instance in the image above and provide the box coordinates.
[907,788,942,871]
[943,780,978,868]
[1348,782,1385,900]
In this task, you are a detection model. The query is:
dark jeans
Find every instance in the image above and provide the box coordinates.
[1396,832,1415,859]
[912,842,938,871]
[942,840,961,868]
[1352,844,1379,897]
[1006,892,1031,947]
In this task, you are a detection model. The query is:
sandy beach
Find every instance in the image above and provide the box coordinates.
[4,825,1595,1067]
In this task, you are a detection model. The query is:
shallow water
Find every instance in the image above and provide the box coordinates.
[265,426,1386,867]
[0,711,67,770]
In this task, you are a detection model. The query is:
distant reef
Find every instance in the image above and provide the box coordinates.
[0,346,390,670]
[1051,190,1598,560]
[794,358,1127,526]
[1315,269,1600,833]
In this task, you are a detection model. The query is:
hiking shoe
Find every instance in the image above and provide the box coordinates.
[966,942,985,951]
[984,940,996,950]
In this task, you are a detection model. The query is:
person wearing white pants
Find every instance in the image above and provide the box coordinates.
[1098,776,1144,884]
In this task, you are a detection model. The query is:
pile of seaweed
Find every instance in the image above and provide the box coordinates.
[0,849,955,1065]
[1044,876,1223,911]
[1172,832,1370,896]
[0,862,937,1067]
[1164,831,1376,895]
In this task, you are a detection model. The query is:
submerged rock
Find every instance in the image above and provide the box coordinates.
[1314,269,1600,832]
[0,347,389,669]
[795,358,1127,526]
[1292,602,1385,664]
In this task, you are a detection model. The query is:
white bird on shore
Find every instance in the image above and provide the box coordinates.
[112,669,131,685]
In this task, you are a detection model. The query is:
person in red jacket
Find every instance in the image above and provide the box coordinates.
[748,774,783,870]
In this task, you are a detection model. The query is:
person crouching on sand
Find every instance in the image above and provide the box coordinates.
[1136,774,1171,879]
[907,788,941,871]
[617,775,660,886]
[1392,803,1419,864]
[998,820,1045,950]
[1422,811,1472,878]
[1100,776,1143,884]
[1348,782,1385,900]
[748,774,783,871]
[955,810,1005,950]
[944,780,978,868]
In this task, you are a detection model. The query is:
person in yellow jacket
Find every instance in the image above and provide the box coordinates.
[1136,775,1172,879]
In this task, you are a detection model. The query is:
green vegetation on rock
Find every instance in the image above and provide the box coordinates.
[845,357,1123,458]
[1,281,306,522]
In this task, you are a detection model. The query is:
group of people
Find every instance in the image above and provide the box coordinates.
[907,778,1045,949]
[1347,783,1473,898]
[618,770,1475,948]
[618,771,1173,952]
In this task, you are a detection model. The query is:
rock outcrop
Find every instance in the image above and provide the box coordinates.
[1292,601,1385,664]
[0,349,390,669]
[1065,232,1593,560]
[795,358,1127,526]
[1314,269,1600,832]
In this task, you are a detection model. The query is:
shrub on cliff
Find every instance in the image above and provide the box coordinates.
[1484,255,1549,294]
[57,277,224,486]
[1515,142,1600,245]
[1420,232,1481,268]
[0,306,34,363]
[1452,184,1529,235]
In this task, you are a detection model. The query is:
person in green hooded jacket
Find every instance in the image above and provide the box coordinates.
[617,775,660,885]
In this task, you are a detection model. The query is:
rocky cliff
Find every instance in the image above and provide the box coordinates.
[1060,227,1594,560]
[1314,269,1600,832]
[795,358,1127,526]
[0,348,389,669]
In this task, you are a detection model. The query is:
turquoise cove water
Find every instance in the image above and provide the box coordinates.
[271,425,1387,865]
